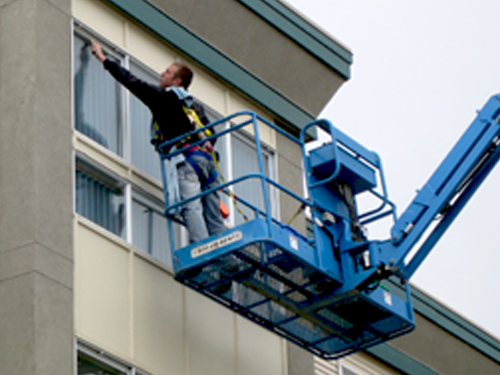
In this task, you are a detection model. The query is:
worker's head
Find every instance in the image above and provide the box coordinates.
[160,62,193,89]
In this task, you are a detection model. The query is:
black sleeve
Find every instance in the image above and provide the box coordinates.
[103,59,162,109]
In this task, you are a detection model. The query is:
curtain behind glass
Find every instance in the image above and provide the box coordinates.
[74,35,122,155]
[75,169,125,238]
[129,61,161,181]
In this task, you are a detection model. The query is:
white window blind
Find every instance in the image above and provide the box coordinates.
[74,34,123,155]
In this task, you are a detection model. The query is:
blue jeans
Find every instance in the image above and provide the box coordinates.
[177,153,226,243]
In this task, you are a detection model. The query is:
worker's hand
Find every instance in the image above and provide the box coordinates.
[91,40,106,63]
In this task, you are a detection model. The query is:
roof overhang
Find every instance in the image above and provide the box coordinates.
[104,0,352,132]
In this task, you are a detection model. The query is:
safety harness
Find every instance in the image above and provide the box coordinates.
[181,106,219,189]
[183,106,251,221]
[155,87,249,221]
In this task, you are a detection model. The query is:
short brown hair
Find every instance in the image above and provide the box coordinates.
[172,62,193,89]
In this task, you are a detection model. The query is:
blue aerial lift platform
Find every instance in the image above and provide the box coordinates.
[158,94,500,359]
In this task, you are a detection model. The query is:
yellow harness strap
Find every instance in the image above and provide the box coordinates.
[183,106,212,142]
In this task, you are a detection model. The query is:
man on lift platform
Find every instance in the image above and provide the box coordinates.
[91,41,225,244]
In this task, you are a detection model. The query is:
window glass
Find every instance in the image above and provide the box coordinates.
[231,134,271,225]
[129,60,162,181]
[77,352,126,375]
[132,194,176,266]
[74,34,123,155]
[75,164,125,238]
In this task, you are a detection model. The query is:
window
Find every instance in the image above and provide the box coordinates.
[75,161,125,239]
[78,352,125,375]
[77,344,151,375]
[73,31,162,179]
[75,155,182,266]
[74,34,123,155]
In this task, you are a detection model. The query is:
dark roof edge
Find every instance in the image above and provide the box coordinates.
[366,344,441,375]
[103,0,320,130]
[409,284,500,364]
[237,0,352,79]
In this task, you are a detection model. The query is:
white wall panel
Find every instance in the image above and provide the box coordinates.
[185,288,237,375]
[73,0,125,47]
[236,316,285,375]
[75,222,131,358]
[133,256,185,374]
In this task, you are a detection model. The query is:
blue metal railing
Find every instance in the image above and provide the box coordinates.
[158,111,315,252]
[158,111,402,255]
[299,118,397,228]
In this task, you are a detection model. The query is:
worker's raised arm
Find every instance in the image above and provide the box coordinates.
[89,40,164,109]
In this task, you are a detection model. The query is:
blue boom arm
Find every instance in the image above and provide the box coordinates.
[377,95,500,281]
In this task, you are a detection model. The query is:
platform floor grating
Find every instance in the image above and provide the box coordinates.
[175,241,414,359]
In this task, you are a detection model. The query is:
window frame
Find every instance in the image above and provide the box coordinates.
[75,155,127,239]
[73,28,126,157]
[77,340,152,375]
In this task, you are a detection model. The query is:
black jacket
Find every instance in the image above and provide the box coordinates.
[103,59,209,148]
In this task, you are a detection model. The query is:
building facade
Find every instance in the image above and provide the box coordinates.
[0,0,500,374]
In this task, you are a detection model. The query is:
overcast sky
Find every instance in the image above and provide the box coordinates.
[284,0,500,339]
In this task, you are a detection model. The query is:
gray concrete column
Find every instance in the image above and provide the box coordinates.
[0,0,73,374]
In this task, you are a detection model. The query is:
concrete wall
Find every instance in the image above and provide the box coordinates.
[0,0,74,374]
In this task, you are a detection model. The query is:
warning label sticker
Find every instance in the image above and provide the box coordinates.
[191,231,243,258]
